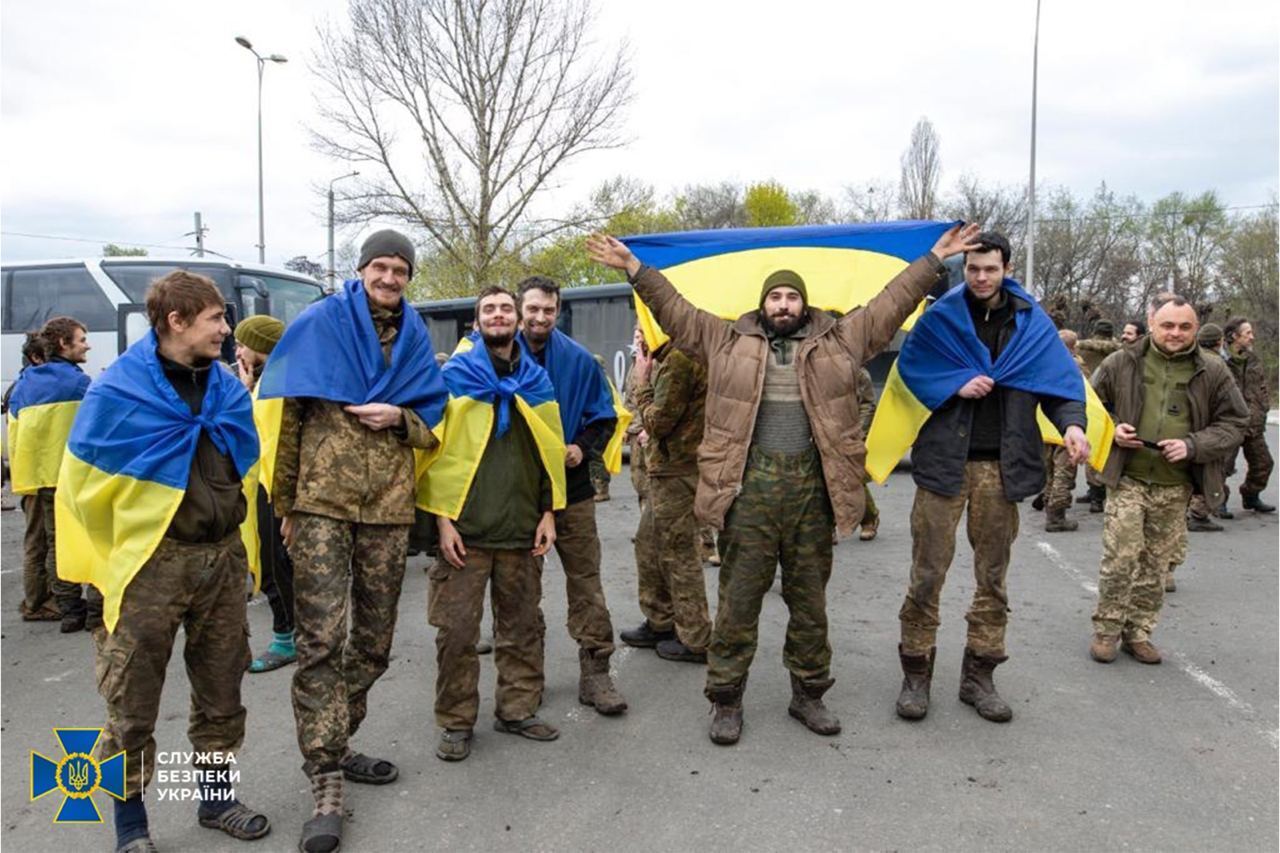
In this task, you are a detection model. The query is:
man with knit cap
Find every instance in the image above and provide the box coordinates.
[232,315,300,673]
[262,228,446,853]
[588,223,981,746]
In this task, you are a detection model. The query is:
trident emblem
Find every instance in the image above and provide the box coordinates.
[31,728,126,822]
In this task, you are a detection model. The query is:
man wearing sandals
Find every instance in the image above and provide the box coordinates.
[262,230,445,853]
[430,286,562,761]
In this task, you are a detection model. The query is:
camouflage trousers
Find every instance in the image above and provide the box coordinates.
[900,461,1018,658]
[706,446,834,692]
[861,476,879,524]
[22,489,84,615]
[630,437,648,507]
[1187,492,1213,520]
[589,457,611,497]
[93,531,251,796]
[290,512,408,769]
[551,497,616,655]
[1093,477,1190,641]
[428,547,545,730]
[634,474,711,651]
[1237,429,1275,498]
[1045,445,1078,512]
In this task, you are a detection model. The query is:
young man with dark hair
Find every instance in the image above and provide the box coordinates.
[426,286,563,761]
[260,229,447,853]
[1089,296,1247,664]
[58,271,271,851]
[1221,316,1274,514]
[515,276,627,715]
[894,232,1089,723]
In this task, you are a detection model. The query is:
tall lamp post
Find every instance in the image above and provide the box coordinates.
[235,36,287,264]
[327,171,360,290]
[1026,0,1042,293]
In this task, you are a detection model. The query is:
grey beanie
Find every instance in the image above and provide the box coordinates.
[357,229,415,277]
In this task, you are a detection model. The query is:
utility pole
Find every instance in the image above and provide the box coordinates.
[327,170,359,290]
[186,212,208,257]
[1026,0,1042,292]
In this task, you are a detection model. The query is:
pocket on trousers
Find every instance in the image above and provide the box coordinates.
[427,559,455,582]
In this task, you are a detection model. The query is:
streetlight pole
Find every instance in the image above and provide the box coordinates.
[235,36,287,264]
[1026,0,1042,293]
[327,171,360,291]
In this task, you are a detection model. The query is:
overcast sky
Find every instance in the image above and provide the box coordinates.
[2,0,1276,268]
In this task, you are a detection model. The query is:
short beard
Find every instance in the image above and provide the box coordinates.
[762,310,804,337]
[522,324,551,346]
[482,328,515,349]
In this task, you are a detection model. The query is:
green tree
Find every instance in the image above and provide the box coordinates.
[743,181,798,227]
[1216,200,1279,384]
[102,243,147,257]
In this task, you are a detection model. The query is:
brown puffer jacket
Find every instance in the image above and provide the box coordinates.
[1092,337,1248,507]
[630,254,947,535]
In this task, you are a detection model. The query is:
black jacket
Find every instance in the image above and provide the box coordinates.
[910,291,1087,501]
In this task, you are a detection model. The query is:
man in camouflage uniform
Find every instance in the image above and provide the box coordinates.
[856,366,880,541]
[620,340,712,662]
[1089,295,1247,665]
[1186,323,1229,533]
[273,231,440,851]
[1043,329,1091,532]
[589,223,980,745]
[589,353,614,502]
[1222,316,1275,514]
[1076,319,1122,512]
[623,326,651,511]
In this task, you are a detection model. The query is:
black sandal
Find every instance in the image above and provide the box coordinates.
[339,751,398,784]
[493,716,560,741]
[299,812,342,853]
[198,801,271,840]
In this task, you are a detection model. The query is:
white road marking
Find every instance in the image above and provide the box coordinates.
[1037,538,1279,750]
[42,669,76,683]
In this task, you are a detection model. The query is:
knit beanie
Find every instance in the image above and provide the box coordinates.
[234,315,285,355]
[357,229,416,277]
[1197,323,1223,348]
[1092,318,1114,338]
[759,269,808,308]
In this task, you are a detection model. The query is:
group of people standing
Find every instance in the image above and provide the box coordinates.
[5,221,1271,853]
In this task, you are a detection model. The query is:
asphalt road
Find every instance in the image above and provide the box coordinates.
[2,427,1277,852]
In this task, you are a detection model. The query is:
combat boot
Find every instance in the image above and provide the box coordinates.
[1044,506,1078,532]
[1242,492,1276,513]
[707,677,746,745]
[958,648,1012,722]
[1031,493,1045,511]
[895,645,935,720]
[788,673,841,735]
[1187,515,1223,532]
[59,598,87,633]
[1088,485,1106,514]
[1214,496,1235,519]
[1089,633,1119,663]
[1121,638,1162,665]
[619,620,674,649]
[578,649,627,715]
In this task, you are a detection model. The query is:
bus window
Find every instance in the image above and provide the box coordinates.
[238,274,324,325]
[4,265,116,332]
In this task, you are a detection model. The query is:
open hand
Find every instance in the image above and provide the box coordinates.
[931,222,984,259]
[587,234,641,277]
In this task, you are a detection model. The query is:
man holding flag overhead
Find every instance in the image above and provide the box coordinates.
[881,232,1090,724]
[588,221,980,746]
[56,271,271,850]
[515,276,629,716]
[259,229,446,853]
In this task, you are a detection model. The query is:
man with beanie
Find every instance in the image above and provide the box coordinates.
[588,223,981,745]
[260,228,447,853]
[232,315,299,673]
[1076,319,1122,513]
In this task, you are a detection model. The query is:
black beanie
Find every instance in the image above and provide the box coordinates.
[1092,319,1115,338]
[760,269,808,308]
[357,229,415,277]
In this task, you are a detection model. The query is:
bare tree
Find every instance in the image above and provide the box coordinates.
[312,0,632,290]
[943,174,1027,249]
[898,117,942,219]
[673,182,745,230]
[841,180,898,222]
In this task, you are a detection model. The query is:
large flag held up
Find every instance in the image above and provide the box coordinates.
[864,279,1114,482]
[620,220,957,350]
[6,361,91,494]
[55,332,262,633]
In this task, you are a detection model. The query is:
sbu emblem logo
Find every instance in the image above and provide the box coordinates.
[31,728,127,822]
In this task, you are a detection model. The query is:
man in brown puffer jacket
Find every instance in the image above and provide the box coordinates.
[587,223,980,746]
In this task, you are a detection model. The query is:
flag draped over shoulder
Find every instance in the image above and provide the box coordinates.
[621,221,956,349]
[418,342,566,518]
[250,385,284,498]
[6,361,91,494]
[518,329,630,474]
[864,280,1114,482]
[257,279,447,430]
[55,332,261,633]
[600,373,631,475]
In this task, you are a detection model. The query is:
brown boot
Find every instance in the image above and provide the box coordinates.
[707,678,746,745]
[1090,633,1119,663]
[1163,571,1176,593]
[958,648,1013,722]
[859,514,879,541]
[20,601,62,622]
[1121,638,1162,665]
[787,673,841,735]
[578,649,627,715]
[1044,506,1078,532]
[895,645,935,720]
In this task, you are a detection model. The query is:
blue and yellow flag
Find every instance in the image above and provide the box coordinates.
[55,332,261,633]
[600,372,631,475]
[250,385,284,498]
[621,221,955,349]
[865,280,1114,482]
[6,361,91,494]
[418,341,566,518]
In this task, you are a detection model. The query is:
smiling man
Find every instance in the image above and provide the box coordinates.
[262,229,447,853]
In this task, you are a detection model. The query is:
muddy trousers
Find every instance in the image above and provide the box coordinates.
[551,498,616,655]
[23,489,86,615]
[634,474,711,651]
[93,532,251,796]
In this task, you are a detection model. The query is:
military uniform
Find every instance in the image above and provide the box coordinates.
[1225,348,1274,504]
[632,343,711,653]
[275,303,438,771]
[1079,337,1121,496]
[856,368,879,532]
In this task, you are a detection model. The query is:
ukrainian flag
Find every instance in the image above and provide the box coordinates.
[250,385,284,498]
[418,340,566,518]
[864,280,1114,482]
[6,361,90,494]
[600,373,631,474]
[620,221,955,349]
[55,332,261,633]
